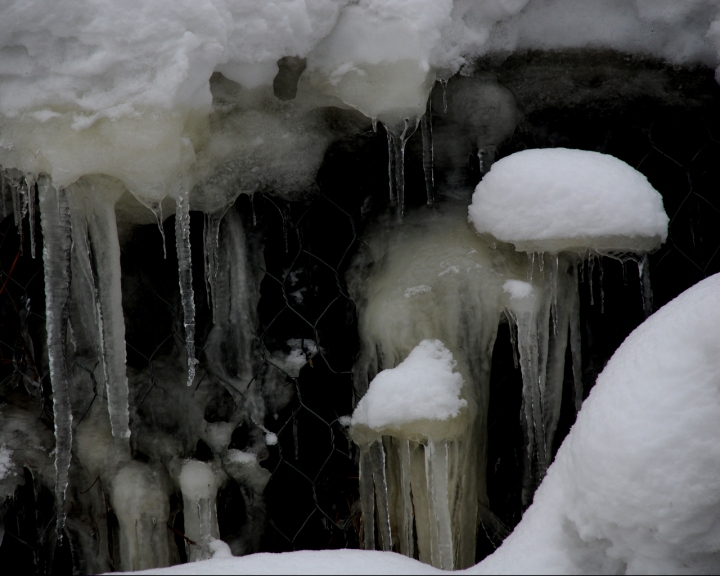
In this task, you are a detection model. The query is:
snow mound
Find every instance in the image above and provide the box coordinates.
[350,339,468,444]
[469,148,669,253]
[474,272,720,574]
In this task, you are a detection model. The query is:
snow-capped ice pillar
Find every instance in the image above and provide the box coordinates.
[351,340,475,570]
[66,176,131,441]
[178,459,220,562]
[348,204,526,568]
[38,176,73,536]
[469,148,669,502]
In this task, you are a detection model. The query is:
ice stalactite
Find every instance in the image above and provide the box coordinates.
[178,459,220,562]
[66,176,131,442]
[384,117,420,219]
[110,462,172,571]
[203,204,231,324]
[175,182,198,387]
[349,205,522,569]
[38,176,73,536]
[421,96,434,207]
[137,198,168,259]
[503,254,585,504]
[638,253,653,317]
[25,175,37,259]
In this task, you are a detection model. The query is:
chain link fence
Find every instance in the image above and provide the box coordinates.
[1,73,720,571]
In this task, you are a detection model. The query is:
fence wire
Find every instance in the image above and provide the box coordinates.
[0,95,720,570]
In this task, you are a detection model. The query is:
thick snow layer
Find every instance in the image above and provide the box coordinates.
[129,271,720,575]
[469,148,669,253]
[350,339,468,443]
[3,1,720,199]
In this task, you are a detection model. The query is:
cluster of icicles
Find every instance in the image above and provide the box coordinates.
[347,204,663,568]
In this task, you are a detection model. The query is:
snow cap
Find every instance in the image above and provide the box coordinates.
[350,339,470,444]
[469,148,669,254]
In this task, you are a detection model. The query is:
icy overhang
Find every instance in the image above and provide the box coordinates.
[468,148,669,254]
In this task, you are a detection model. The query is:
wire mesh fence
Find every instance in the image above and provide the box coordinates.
[0,74,720,570]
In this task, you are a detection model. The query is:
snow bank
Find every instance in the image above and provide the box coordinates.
[350,339,468,444]
[469,148,669,253]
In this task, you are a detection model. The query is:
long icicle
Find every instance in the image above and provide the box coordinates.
[26,175,37,259]
[421,95,435,207]
[38,177,73,538]
[359,446,376,551]
[175,182,198,386]
[86,194,131,440]
[369,439,392,551]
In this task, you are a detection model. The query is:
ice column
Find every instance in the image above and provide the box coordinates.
[110,462,172,571]
[66,177,131,441]
[38,176,73,536]
[178,460,220,562]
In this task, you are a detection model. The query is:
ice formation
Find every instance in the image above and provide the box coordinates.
[0,0,717,573]
[348,204,528,569]
[470,148,668,503]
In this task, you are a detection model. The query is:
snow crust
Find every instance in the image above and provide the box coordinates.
[469,148,669,253]
[350,339,468,442]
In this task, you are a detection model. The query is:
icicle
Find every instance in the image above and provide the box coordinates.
[568,261,583,412]
[385,118,420,220]
[421,96,435,207]
[38,177,73,537]
[550,255,559,334]
[175,182,198,387]
[138,199,167,259]
[538,252,544,275]
[638,254,653,317]
[440,79,448,113]
[386,131,397,204]
[398,439,414,557]
[372,118,378,133]
[425,440,453,570]
[369,439,392,551]
[507,312,519,369]
[588,253,595,306]
[599,258,605,314]
[203,205,230,324]
[66,177,132,442]
[25,175,37,259]
[359,446,376,550]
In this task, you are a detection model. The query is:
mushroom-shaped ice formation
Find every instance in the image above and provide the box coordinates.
[468,148,669,254]
[350,339,477,570]
[468,148,669,504]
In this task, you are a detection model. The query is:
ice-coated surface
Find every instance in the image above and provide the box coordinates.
[469,148,669,253]
[350,340,467,438]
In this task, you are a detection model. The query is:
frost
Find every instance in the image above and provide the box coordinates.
[0,445,11,480]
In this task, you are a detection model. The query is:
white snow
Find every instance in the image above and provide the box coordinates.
[469,148,669,253]
[127,271,720,574]
[503,279,533,300]
[350,339,468,441]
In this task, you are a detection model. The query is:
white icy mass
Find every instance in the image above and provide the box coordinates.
[129,271,720,574]
[468,148,669,253]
